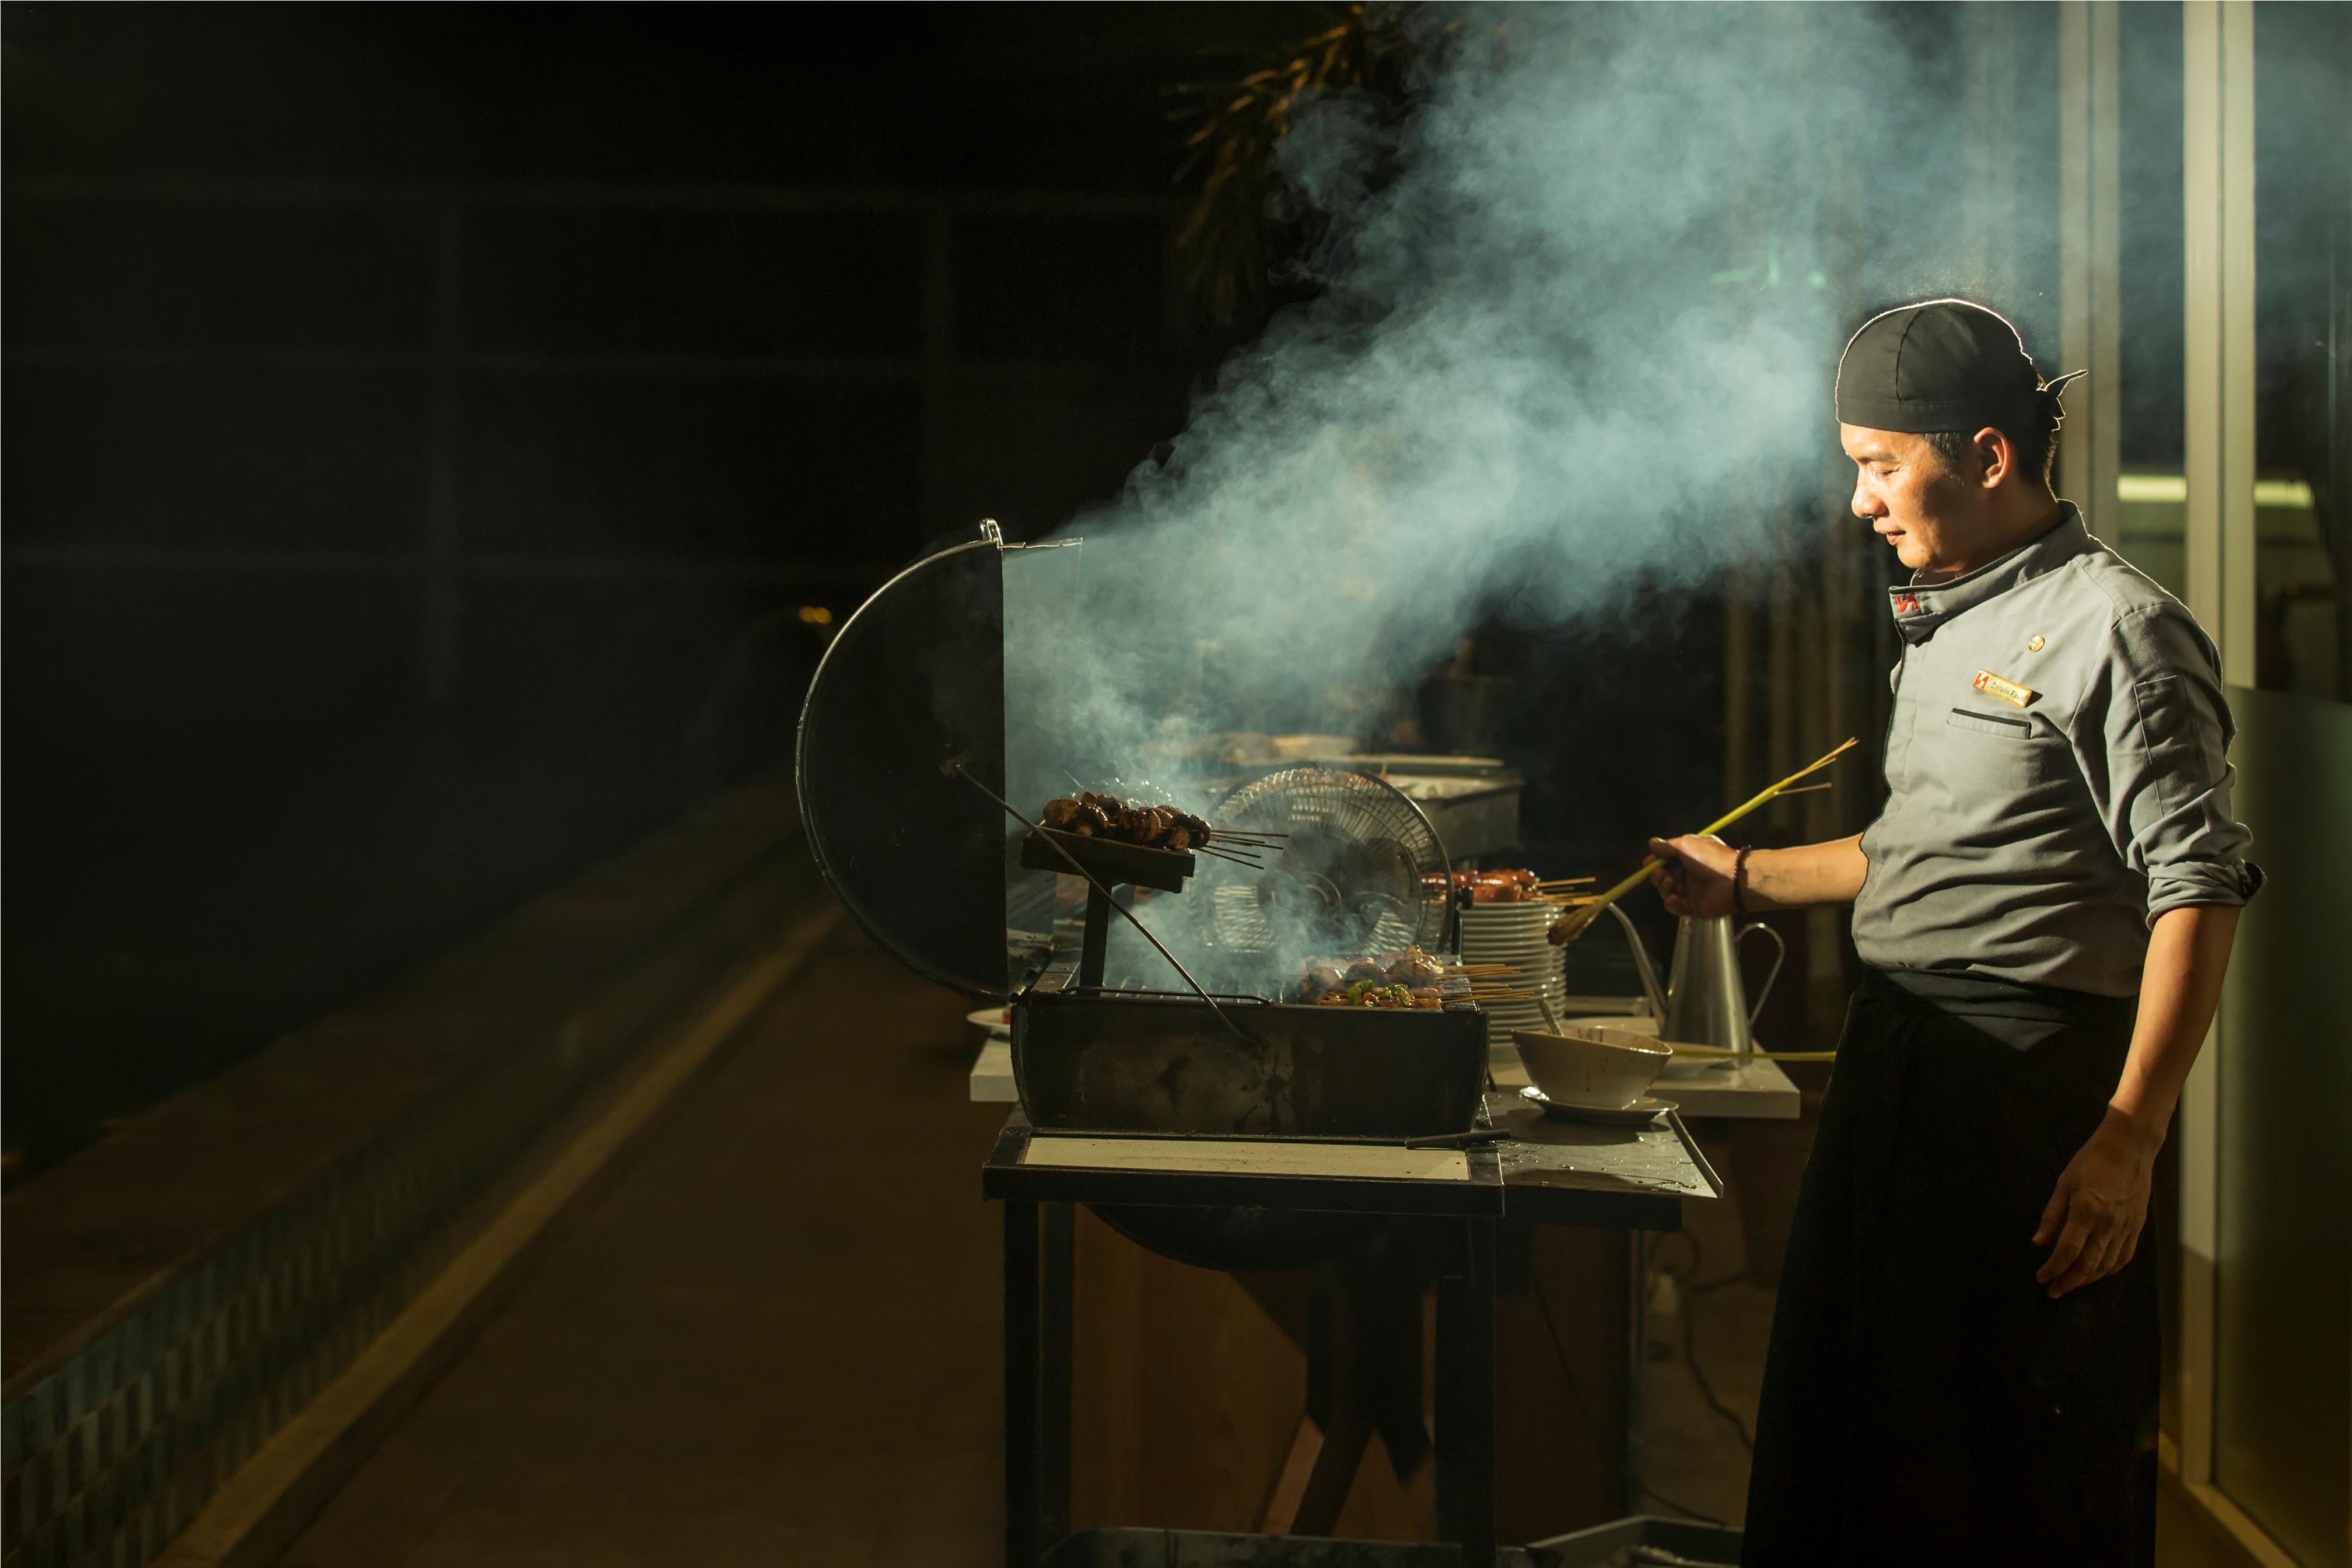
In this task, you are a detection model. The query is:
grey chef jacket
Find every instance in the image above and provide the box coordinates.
[1852,504,2262,998]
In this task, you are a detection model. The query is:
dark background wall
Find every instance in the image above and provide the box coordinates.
[2,2,1889,1180]
[1,3,1328,1175]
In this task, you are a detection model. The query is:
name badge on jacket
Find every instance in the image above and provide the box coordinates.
[1972,670,2035,709]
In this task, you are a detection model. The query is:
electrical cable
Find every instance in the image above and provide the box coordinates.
[1647,1230,1757,1454]
[1676,1280,1755,1455]
[1528,1262,1727,1529]
[1653,1230,1703,1278]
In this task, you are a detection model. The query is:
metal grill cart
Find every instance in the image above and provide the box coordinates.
[799,528,1736,1567]
[989,1093,1729,1568]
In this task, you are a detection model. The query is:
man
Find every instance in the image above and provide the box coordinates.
[1648,300,2260,1564]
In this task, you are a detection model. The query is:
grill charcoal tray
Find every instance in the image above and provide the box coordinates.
[1012,984,1488,1140]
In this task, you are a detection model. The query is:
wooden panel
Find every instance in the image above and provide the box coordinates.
[1496,1224,1632,1539]
[1064,1208,1632,1544]
[1066,1205,1312,1533]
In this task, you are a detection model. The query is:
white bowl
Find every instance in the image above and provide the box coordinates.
[1513,1026,1672,1110]
[1548,1013,1744,1079]
[1557,1014,1658,1035]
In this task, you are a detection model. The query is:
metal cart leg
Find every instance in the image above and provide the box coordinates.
[1005,1198,1072,1568]
[1435,1216,1498,1568]
[1004,1199,1039,1567]
[1040,1201,1074,1546]
[1622,1227,1646,1517]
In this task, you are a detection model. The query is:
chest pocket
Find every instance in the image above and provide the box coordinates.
[1942,705,2072,794]
[1947,706,2034,738]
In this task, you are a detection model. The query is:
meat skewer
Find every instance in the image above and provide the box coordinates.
[1040,793,1224,850]
[1292,945,1457,1005]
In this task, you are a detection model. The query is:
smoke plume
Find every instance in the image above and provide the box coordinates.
[1000,4,1980,984]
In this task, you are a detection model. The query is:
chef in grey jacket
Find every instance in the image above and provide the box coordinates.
[1649,300,2260,1566]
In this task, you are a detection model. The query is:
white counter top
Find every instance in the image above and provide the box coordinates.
[971,1036,1017,1102]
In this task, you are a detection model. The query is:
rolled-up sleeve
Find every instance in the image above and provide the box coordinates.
[2077,603,2264,922]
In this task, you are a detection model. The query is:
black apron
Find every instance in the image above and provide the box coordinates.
[1741,967,2158,1566]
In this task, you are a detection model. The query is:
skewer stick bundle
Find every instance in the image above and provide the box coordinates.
[1667,1043,1839,1061]
[1548,737,1859,947]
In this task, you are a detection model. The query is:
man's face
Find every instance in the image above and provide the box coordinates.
[1840,423,1987,576]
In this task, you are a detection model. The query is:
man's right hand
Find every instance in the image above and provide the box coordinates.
[1648,834,1740,919]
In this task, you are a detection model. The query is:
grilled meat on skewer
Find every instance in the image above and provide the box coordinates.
[1421,867,1547,902]
[1040,795,1221,852]
[1389,947,1446,988]
[1294,945,1453,1004]
[1316,981,1439,1008]
[1298,961,1346,1000]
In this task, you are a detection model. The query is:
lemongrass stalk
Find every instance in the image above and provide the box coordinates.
[1551,737,1858,943]
[1666,1045,1839,1060]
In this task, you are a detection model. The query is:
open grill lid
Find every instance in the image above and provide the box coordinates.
[794,533,1009,1000]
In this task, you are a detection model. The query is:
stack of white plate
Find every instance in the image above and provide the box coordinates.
[1454,902,1567,1035]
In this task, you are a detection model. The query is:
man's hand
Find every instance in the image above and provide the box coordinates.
[1648,835,1740,919]
[2032,1107,2160,1298]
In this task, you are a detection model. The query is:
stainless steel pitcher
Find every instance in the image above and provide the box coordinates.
[1609,910,1786,1055]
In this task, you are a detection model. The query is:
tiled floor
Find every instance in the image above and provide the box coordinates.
[284,918,2260,1566]
[282,921,1010,1567]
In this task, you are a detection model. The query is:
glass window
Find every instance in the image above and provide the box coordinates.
[2115,2,2188,598]
[2212,10,2352,1566]
[2249,3,2351,703]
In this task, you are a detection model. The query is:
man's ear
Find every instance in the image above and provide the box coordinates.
[1971,426,2013,490]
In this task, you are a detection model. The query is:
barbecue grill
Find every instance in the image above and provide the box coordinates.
[796,527,1490,1147]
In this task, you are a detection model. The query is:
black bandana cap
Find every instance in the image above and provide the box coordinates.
[1835,298,2084,435]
